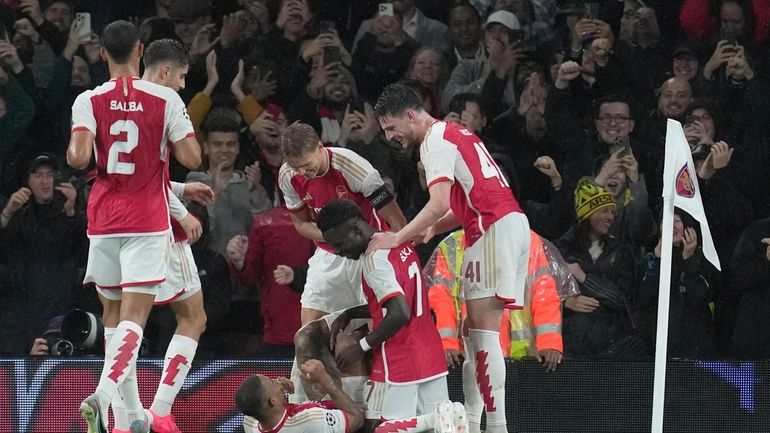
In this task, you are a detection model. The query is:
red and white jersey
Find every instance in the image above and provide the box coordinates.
[363,242,447,384]
[71,76,195,237]
[279,147,389,252]
[421,121,522,247]
[243,401,348,433]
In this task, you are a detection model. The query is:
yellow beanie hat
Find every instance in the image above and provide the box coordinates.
[575,178,616,222]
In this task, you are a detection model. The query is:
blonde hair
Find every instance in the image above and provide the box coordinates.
[280,122,321,159]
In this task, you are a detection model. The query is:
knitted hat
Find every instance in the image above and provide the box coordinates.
[575,178,615,222]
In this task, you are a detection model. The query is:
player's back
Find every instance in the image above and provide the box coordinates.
[72,77,190,237]
[363,243,447,384]
[421,121,522,244]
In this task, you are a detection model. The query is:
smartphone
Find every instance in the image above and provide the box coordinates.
[265,103,283,122]
[349,98,366,114]
[616,136,632,158]
[319,20,335,34]
[379,3,394,17]
[75,12,91,40]
[322,46,341,66]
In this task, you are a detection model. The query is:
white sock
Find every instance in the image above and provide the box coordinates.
[374,414,435,433]
[150,334,198,416]
[119,363,143,422]
[469,329,507,433]
[462,337,483,433]
[95,320,143,412]
[105,328,130,431]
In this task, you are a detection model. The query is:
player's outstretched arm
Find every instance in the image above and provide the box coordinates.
[379,200,407,232]
[67,130,94,170]
[172,136,202,170]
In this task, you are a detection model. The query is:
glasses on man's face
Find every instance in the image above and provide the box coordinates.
[596,114,631,125]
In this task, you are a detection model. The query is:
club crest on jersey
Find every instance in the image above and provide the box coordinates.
[336,186,348,199]
[110,100,144,112]
[676,164,695,198]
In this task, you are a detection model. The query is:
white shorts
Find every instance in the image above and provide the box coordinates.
[462,212,530,307]
[97,241,202,304]
[302,248,366,313]
[156,242,201,305]
[85,235,170,296]
[364,376,449,420]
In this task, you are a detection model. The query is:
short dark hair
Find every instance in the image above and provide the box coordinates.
[101,21,140,65]
[374,83,424,119]
[235,376,267,419]
[449,1,480,24]
[202,115,240,137]
[143,38,189,70]
[316,199,364,233]
[448,93,482,116]
[593,94,635,120]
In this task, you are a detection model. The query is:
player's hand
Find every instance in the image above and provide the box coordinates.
[412,225,435,244]
[182,182,215,206]
[227,235,248,270]
[179,213,203,244]
[444,348,465,369]
[5,187,32,215]
[564,295,599,313]
[300,359,334,388]
[30,338,49,356]
[275,376,295,394]
[366,231,400,254]
[274,264,294,285]
[537,349,562,372]
[55,182,77,216]
[335,341,365,372]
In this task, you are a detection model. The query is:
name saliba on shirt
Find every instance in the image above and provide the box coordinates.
[110,100,144,112]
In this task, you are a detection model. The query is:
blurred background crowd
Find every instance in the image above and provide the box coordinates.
[1,0,770,362]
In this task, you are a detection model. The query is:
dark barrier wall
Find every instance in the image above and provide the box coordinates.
[1,358,768,432]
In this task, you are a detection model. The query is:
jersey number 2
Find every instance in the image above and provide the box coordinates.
[407,261,424,317]
[107,120,139,175]
[473,142,509,188]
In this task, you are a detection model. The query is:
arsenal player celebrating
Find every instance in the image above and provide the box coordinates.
[371,83,533,433]
[67,21,201,433]
[317,200,467,433]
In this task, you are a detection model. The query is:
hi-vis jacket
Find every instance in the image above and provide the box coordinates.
[425,230,564,358]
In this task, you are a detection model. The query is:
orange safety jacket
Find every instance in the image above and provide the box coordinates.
[425,230,563,358]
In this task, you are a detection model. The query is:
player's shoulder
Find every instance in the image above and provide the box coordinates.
[132,79,178,99]
[74,80,116,102]
[329,147,374,175]
[279,163,299,182]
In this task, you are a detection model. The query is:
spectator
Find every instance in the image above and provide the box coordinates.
[731,217,770,358]
[18,0,71,54]
[406,46,448,117]
[0,154,90,355]
[248,104,287,206]
[351,8,419,102]
[680,0,769,46]
[0,59,35,194]
[169,0,212,49]
[635,210,718,359]
[446,2,483,70]
[555,179,645,359]
[226,205,313,357]
[492,0,560,59]
[353,0,450,53]
[186,115,272,257]
[443,10,525,114]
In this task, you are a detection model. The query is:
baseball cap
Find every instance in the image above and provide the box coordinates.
[484,10,521,31]
[27,153,59,173]
[168,0,212,20]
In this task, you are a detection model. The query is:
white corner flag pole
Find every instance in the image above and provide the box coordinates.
[651,193,674,433]
[652,119,721,433]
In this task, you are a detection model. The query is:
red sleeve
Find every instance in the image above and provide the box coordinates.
[427,177,452,189]
[679,0,713,40]
[231,217,263,286]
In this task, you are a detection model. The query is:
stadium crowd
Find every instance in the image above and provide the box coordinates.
[2,0,770,365]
